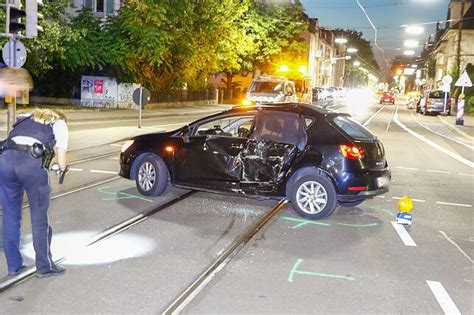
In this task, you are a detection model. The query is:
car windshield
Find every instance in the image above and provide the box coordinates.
[331,116,376,141]
[429,91,445,98]
[249,81,284,94]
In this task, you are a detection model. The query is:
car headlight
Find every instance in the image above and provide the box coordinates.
[121,140,134,153]
[242,99,253,106]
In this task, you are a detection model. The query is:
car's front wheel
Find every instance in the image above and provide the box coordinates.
[135,155,169,196]
[289,173,338,220]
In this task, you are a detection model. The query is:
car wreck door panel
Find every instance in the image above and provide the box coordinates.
[239,110,307,192]
[174,115,254,189]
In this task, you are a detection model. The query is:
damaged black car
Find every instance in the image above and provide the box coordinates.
[119,104,390,220]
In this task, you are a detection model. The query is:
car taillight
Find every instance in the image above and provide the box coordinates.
[339,144,365,159]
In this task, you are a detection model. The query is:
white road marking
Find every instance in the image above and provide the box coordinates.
[375,195,385,199]
[436,201,472,208]
[69,168,83,172]
[390,221,417,247]
[363,105,386,127]
[110,143,123,147]
[396,166,418,171]
[393,112,474,168]
[109,157,119,160]
[426,281,461,315]
[90,170,118,175]
[458,173,473,177]
[385,105,397,131]
[439,231,473,263]
[426,169,450,174]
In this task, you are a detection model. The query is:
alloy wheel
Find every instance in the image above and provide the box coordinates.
[296,180,328,214]
[138,161,156,192]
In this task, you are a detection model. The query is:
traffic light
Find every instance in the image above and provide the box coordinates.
[26,0,44,38]
[6,0,26,36]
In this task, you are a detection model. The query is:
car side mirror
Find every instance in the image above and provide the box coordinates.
[180,125,190,143]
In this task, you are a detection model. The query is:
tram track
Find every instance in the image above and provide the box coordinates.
[0,190,197,293]
[1,104,381,299]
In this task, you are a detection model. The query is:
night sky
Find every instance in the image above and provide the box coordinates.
[300,0,451,73]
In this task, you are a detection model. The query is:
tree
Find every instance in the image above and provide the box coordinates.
[333,29,381,86]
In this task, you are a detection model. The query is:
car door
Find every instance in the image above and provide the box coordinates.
[239,110,307,192]
[174,114,255,190]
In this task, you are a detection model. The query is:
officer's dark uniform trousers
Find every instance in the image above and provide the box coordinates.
[0,117,56,274]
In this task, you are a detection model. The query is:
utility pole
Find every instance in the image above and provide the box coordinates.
[456,0,466,78]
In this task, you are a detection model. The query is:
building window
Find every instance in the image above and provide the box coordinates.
[96,0,104,13]
[84,0,115,15]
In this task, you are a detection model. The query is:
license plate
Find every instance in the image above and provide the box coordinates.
[376,176,389,188]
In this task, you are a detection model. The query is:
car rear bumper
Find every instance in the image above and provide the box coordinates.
[335,168,391,201]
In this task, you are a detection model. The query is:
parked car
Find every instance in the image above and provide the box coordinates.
[311,87,330,102]
[418,90,451,115]
[243,76,297,105]
[379,92,395,105]
[120,104,391,220]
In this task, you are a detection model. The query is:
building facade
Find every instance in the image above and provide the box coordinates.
[427,0,474,89]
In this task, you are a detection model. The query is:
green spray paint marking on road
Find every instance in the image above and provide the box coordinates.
[280,216,378,229]
[365,205,395,217]
[288,259,355,283]
[98,186,154,203]
[281,216,330,229]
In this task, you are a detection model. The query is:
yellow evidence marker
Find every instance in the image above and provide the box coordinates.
[397,195,414,225]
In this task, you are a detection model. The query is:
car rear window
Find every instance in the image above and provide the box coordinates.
[331,116,376,141]
[429,91,444,98]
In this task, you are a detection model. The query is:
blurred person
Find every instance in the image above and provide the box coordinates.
[0,108,69,277]
[0,68,32,98]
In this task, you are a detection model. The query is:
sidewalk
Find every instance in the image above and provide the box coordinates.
[0,104,234,124]
[437,111,474,141]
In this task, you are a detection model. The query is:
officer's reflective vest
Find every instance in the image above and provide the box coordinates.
[8,116,56,149]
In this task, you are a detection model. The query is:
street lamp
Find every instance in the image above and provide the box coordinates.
[405,25,424,34]
[347,47,358,53]
[404,40,419,48]
[353,61,361,67]
[335,38,348,44]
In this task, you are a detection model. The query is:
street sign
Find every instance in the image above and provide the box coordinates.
[2,39,27,69]
[132,87,151,106]
[455,71,472,87]
[441,82,451,93]
[133,87,151,128]
[442,74,453,85]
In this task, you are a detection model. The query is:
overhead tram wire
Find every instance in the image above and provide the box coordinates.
[355,0,391,70]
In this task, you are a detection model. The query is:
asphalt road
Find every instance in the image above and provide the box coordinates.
[0,98,472,314]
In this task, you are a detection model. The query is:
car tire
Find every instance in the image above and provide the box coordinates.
[289,172,338,220]
[339,199,364,207]
[135,154,169,197]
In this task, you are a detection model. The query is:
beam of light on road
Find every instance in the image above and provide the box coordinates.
[21,231,155,266]
[343,89,373,119]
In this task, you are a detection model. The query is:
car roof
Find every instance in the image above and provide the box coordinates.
[229,103,333,116]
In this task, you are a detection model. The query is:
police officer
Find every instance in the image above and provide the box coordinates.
[0,108,69,277]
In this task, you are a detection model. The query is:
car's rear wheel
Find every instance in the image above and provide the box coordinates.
[136,155,169,196]
[289,173,337,220]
